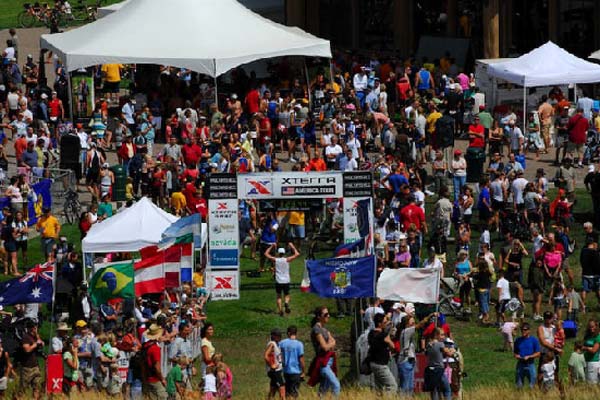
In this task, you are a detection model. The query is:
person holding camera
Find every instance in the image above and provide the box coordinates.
[367,313,397,393]
[19,322,44,400]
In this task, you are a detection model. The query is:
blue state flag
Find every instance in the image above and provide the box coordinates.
[0,262,54,306]
[306,256,375,298]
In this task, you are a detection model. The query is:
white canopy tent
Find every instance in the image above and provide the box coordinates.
[486,42,600,125]
[82,197,178,254]
[96,0,129,18]
[40,0,331,77]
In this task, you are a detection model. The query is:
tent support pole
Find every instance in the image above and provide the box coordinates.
[574,84,578,104]
[523,86,526,131]
[213,59,218,106]
[304,59,311,109]
[67,71,74,121]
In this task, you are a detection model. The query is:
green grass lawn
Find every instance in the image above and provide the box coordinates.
[4,187,599,398]
[0,0,124,30]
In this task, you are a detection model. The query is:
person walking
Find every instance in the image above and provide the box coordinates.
[513,323,541,389]
[307,306,340,397]
[367,313,397,394]
[35,206,60,261]
[264,328,286,400]
[279,326,304,398]
[265,243,300,317]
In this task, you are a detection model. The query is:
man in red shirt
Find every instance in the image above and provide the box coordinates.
[467,116,485,148]
[142,324,167,399]
[399,194,427,236]
[245,84,260,115]
[567,108,589,167]
[181,139,202,167]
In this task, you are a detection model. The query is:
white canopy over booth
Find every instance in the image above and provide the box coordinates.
[487,41,600,87]
[96,0,130,18]
[82,197,178,254]
[40,0,331,77]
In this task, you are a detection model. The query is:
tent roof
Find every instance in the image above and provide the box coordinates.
[41,0,331,76]
[486,41,600,87]
[82,197,178,253]
[96,0,129,18]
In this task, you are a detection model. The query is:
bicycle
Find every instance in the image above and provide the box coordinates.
[63,188,81,225]
[18,3,52,28]
[71,0,100,22]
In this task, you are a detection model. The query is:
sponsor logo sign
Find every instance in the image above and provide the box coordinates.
[209,249,239,267]
[207,270,240,300]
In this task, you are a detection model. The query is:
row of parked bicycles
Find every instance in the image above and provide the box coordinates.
[18,0,102,28]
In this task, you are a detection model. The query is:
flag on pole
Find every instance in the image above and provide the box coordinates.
[0,262,55,306]
[306,256,376,298]
[376,267,441,303]
[134,254,165,296]
[88,261,135,306]
[158,213,202,249]
[333,238,365,257]
[138,243,193,289]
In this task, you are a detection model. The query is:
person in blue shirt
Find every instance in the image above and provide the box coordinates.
[513,322,541,388]
[383,165,409,195]
[259,212,278,272]
[478,177,492,225]
[279,325,304,398]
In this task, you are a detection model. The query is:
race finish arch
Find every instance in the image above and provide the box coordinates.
[206,171,373,300]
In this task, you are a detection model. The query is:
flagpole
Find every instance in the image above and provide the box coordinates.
[435,267,441,328]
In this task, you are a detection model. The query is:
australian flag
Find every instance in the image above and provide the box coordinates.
[0,262,54,306]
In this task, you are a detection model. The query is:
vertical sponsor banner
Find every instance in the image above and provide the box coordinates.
[46,354,64,394]
[207,173,240,301]
[342,197,370,244]
[207,270,240,300]
[71,74,94,117]
[208,199,239,270]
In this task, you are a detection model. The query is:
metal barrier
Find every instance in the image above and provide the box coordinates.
[159,325,203,376]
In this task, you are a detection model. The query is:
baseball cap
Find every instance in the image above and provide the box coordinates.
[454,149,462,156]
[277,248,286,255]
[75,320,87,328]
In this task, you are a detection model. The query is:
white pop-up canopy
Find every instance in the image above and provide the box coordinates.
[82,197,178,254]
[40,0,331,77]
[487,41,600,87]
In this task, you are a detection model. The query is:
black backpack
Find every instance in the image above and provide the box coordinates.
[436,115,455,149]
[130,341,151,381]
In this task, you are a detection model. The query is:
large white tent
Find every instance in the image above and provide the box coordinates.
[82,197,178,254]
[40,0,331,77]
[487,41,600,87]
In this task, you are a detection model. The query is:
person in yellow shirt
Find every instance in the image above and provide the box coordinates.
[171,190,187,216]
[287,211,305,248]
[36,207,61,261]
[101,64,124,102]
[125,177,134,201]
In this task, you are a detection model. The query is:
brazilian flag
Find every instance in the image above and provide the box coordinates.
[88,261,135,306]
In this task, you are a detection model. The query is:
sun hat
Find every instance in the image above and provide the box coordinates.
[145,324,164,341]
[56,322,71,331]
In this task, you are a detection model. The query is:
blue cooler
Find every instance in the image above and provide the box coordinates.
[564,320,577,338]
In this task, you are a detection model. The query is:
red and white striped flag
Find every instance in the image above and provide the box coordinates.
[134,243,193,295]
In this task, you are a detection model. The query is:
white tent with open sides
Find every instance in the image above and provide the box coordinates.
[82,197,178,254]
[40,0,331,77]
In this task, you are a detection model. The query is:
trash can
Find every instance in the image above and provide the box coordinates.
[465,147,486,183]
[111,164,127,201]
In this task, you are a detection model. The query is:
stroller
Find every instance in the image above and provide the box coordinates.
[438,277,470,320]
[583,129,600,165]
[499,207,530,241]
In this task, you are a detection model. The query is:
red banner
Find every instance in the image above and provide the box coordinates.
[413,354,427,393]
[46,354,64,394]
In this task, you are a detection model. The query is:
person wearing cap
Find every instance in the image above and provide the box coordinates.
[141,323,168,399]
[99,162,115,200]
[36,206,60,261]
[72,320,94,388]
[264,328,286,399]
[514,322,541,389]
[265,243,300,316]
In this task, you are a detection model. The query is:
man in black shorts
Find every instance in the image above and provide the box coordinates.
[265,243,300,317]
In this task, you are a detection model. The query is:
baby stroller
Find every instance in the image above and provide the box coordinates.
[583,129,600,165]
[438,277,470,320]
[499,207,530,241]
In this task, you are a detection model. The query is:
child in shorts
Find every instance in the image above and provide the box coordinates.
[539,352,556,392]
[500,319,519,351]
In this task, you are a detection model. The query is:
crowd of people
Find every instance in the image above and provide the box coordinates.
[2,23,600,398]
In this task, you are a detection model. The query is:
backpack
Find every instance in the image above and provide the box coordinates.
[130,341,153,381]
[436,115,455,149]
